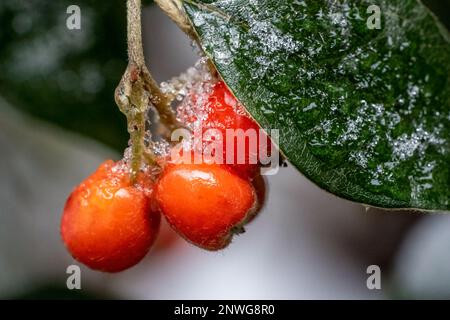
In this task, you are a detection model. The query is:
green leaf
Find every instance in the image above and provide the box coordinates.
[182,0,450,211]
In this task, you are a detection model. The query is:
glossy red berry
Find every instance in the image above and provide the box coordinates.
[204,81,262,179]
[179,81,271,179]
[154,163,257,250]
[61,160,160,272]
[247,173,267,223]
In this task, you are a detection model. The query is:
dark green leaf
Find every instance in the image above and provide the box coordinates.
[182,0,450,210]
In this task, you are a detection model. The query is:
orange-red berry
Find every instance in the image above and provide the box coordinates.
[154,163,257,250]
[179,81,271,179]
[247,174,267,223]
[203,81,262,179]
[61,160,160,272]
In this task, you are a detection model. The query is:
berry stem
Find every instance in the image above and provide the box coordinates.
[128,0,181,134]
[115,61,149,182]
[115,0,181,181]
[127,0,145,67]
[142,70,182,135]
[154,0,218,76]
[115,0,151,182]
[154,0,195,39]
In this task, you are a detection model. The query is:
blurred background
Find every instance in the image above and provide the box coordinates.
[1,0,450,299]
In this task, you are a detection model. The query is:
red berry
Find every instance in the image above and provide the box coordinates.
[179,81,271,179]
[61,160,160,272]
[154,163,257,250]
[247,174,267,223]
[203,81,262,179]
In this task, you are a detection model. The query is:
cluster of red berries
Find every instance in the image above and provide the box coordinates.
[61,81,269,272]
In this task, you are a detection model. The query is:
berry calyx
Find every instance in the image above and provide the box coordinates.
[61,160,160,272]
[154,163,257,250]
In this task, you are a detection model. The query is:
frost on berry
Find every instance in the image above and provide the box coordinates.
[61,160,160,272]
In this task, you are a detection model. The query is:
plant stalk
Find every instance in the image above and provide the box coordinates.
[154,0,218,76]
[115,0,181,181]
